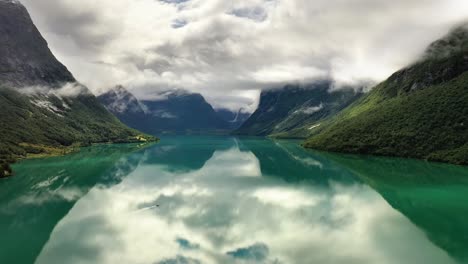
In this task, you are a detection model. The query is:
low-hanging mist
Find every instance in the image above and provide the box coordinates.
[20,0,468,111]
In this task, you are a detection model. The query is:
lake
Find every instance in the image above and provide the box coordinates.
[1,136,468,264]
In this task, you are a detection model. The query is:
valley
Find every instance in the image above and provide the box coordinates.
[1,1,468,263]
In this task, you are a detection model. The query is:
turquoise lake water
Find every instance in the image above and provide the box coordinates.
[1,136,468,264]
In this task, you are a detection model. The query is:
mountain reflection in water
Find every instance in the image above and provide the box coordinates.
[1,136,467,264]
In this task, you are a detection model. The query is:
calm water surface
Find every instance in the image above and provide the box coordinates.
[1,136,468,264]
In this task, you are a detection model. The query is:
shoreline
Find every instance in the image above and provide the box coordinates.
[301,143,468,168]
[0,137,159,179]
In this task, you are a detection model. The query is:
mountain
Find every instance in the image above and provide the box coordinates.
[0,0,74,87]
[0,0,154,177]
[99,86,232,134]
[215,108,251,130]
[233,81,362,137]
[304,25,468,165]
[96,85,147,130]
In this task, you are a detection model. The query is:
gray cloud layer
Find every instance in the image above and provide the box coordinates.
[21,0,468,111]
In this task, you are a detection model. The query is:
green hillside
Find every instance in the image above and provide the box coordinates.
[0,87,155,177]
[0,1,156,177]
[304,26,468,165]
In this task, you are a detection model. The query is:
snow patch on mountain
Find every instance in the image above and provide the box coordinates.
[99,85,145,114]
[30,98,65,117]
[106,95,141,113]
[22,83,91,116]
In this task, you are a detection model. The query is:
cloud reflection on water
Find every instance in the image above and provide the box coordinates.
[35,138,456,264]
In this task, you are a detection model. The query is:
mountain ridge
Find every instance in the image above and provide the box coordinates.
[0,2,155,177]
[234,81,363,137]
[98,86,242,135]
[303,25,468,165]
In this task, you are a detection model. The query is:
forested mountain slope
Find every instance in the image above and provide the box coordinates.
[0,0,154,177]
[304,25,468,165]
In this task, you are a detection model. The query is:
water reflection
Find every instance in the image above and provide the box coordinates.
[322,153,468,263]
[0,144,149,264]
[20,137,462,264]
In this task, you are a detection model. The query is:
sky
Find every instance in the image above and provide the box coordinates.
[21,0,468,112]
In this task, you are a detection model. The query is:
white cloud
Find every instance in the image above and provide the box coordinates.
[20,0,468,111]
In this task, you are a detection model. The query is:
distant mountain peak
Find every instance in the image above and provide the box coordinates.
[99,86,233,134]
[113,84,128,93]
[99,85,145,114]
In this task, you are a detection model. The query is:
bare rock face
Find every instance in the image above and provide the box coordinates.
[0,0,75,87]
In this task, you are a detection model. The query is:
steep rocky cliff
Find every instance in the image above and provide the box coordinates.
[0,0,74,87]
[234,81,362,137]
[0,0,154,175]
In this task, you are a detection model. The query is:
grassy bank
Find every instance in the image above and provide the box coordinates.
[0,136,158,178]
